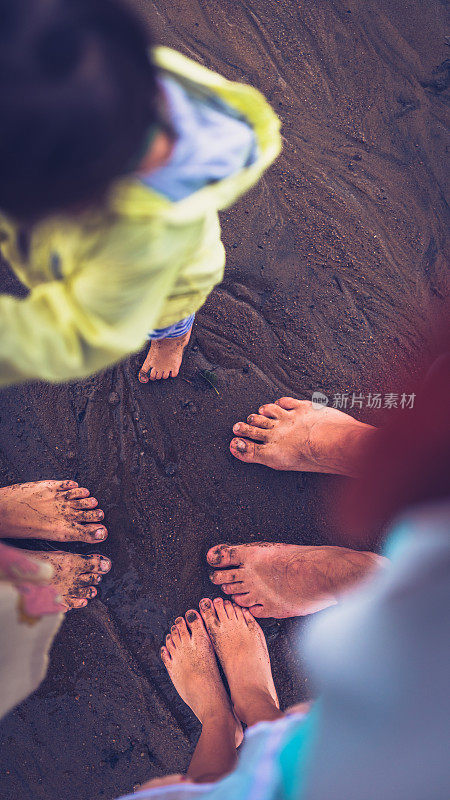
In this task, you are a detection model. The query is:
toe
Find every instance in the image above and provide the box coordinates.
[69,497,98,510]
[242,608,257,624]
[232,422,267,442]
[212,597,227,621]
[138,369,149,383]
[69,598,88,609]
[77,573,100,587]
[209,568,243,585]
[258,403,284,419]
[206,544,241,568]
[64,487,90,500]
[185,608,205,633]
[174,616,189,640]
[169,367,180,378]
[161,646,170,664]
[171,624,181,642]
[222,582,245,595]
[198,598,217,625]
[247,414,275,429]
[150,368,159,381]
[230,438,266,464]
[80,524,108,541]
[83,554,111,574]
[139,349,153,384]
[76,509,104,523]
[223,600,236,619]
[57,480,78,491]
[275,397,302,410]
[74,585,97,600]
[166,633,175,652]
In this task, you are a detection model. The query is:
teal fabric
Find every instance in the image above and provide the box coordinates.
[278,707,321,800]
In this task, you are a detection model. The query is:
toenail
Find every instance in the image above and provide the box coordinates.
[200,599,211,609]
[233,423,241,433]
[100,559,110,572]
[186,610,197,622]
[95,529,106,539]
[235,439,247,452]
[175,617,183,624]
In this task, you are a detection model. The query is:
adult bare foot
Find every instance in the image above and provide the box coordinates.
[22,551,111,609]
[230,397,376,477]
[138,328,192,382]
[0,480,107,543]
[199,597,281,727]
[207,542,385,618]
[161,609,242,746]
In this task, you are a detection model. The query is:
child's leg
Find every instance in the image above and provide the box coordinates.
[187,709,238,782]
[138,314,194,382]
[160,609,242,783]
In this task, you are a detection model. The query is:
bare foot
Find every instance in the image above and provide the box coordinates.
[22,551,111,609]
[199,597,280,727]
[207,542,384,618]
[0,480,107,543]
[138,328,192,382]
[161,610,243,745]
[230,397,376,477]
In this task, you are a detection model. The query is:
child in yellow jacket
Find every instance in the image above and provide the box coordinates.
[0,0,281,387]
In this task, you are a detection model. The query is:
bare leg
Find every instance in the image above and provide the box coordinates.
[161,610,241,783]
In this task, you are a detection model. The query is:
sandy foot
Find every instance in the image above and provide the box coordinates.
[199,597,279,725]
[0,480,107,543]
[207,542,384,618]
[230,397,375,476]
[138,328,192,382]
[161,609,242,745]
[22,551,111,609]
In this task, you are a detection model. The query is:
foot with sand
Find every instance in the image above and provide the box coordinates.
[138,328,192,382]
[0,480,107,543]
[207,543,384,618]
[230,397,376,477]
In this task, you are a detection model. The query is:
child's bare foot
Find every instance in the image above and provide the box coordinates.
[199,597,280,727]
[207,543,384,618]
[161,610,243,745]
[22,551,111,609]
[230,397,376,477]
[0,481,107,543]
[138,328,192,382]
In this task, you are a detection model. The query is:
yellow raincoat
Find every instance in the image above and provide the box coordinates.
[0,47,281,386]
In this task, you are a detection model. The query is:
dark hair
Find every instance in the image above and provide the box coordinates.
[0,0,159,222]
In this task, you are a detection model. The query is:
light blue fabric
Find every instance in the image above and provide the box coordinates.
[147,314,195,341]
[140,75,259,201]
[301,500,450,800]
[118,712,311,800]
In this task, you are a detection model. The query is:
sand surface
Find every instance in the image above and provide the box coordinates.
[0,1,449,798]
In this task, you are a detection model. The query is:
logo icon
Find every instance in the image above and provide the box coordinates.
[312,391,329,409]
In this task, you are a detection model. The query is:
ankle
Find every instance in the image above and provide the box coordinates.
[233,687,281,727]
[200,706,235,729]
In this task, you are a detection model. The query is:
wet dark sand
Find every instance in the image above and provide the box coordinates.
[0,1,449,798]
